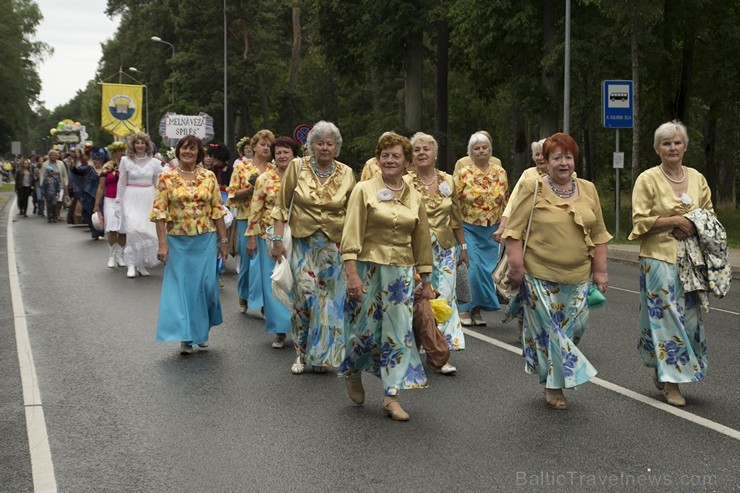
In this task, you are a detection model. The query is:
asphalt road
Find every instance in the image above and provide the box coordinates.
[2,205,739,493]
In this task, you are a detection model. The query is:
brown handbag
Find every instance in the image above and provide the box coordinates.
[412,284,450,370]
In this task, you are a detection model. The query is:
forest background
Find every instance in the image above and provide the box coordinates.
[2,0,739,241]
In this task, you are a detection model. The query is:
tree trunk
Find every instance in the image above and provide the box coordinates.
[435,20,450,173]
[630,6,641,193]
[370,67,380,114]
[703,104,718,202]
[540,0,559,136]
[255,71,271,129]
[404,29,423,133]
[289,7,301,96]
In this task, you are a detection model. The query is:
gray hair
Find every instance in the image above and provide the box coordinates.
[307,121,342,157]
[410,132,438,155]
[653,120,689,150]
[467,133,491,157]
[530,138,546,155]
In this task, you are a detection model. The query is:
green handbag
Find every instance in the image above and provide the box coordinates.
[587,283,606,309]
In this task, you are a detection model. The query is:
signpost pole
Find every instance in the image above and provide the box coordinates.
[615,128,620,241]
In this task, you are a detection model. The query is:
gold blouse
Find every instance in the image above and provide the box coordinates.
[149,167,226,236]
[453,156,502,175]
[226,159,274,219]
[271,156,356,243]
[501,166,543,218]
[628,166,712,264]
[340,175,433,273]
[454,161,509,226]
[405,170,462,250]
[360,157,381,181]
[502,177,612,284]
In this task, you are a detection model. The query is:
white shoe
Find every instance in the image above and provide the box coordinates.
[107,246,116,268]
[114,245,126,267]
[179,342,193,355]
[438,363,457,375]
[137,266,150,276]
[127,265,136,278]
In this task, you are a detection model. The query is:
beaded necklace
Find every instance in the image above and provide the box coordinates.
[659,164,686,184]
[311,157,335,178]
[418,172,437,190]
[548,176,576,199]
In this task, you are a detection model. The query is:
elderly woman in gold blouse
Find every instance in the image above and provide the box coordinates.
[503,133,611,410]
[270,121,355,374]
[629,120,714,407]
[227,129,275,314]
[408,132,468,375]
[340,132,434,421]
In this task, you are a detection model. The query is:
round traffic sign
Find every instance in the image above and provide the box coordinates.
[293,124,311,145]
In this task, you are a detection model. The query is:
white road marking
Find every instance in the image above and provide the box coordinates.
[463,328,740,442]
[608,285,740,315]
[7,205,58,492]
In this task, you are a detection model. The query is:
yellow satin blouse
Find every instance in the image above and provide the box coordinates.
[340,175,433,273]
[405,170,462,250]
[271,156,356,243]
[628,166,712,264]
[501,166,543,218]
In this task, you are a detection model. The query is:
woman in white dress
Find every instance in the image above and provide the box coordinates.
[117,133,162,278]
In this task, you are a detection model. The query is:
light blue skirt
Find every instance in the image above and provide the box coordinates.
[431,236,464,350]
[638,258,707,383]
[340,262,427,396]
[458,222,500,312]
[236,220,250,302]
[257,237,291,334]
[156,233,223,345]
[520,275,596,388]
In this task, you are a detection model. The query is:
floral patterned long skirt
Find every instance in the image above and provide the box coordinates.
[290,232,345,367]
[638,258,707,383]
[431,236,464,350]
[340,262,428,396]
[521,275,597,388]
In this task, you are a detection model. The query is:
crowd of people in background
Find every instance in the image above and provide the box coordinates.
[6,118,729,420]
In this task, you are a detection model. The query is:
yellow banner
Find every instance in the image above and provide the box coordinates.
[100,83,143,137]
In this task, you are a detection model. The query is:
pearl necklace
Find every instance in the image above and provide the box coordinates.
[548,177,576,198]
[660,165,686,184]
[383,180,404,192]
[312,157,335,178]
[178,166,197,175]
[418,173,437,190]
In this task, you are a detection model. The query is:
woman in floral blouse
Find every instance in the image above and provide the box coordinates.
[270,121,355,375]
[150,135,229,355]
[629,121,713,407]
[245,136,298,349]
[408,132,468,375]
[453,133,509,326]
[340,132,433,421]
[227,129,275,314]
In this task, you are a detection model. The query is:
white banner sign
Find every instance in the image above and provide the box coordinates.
[164,114,208,140]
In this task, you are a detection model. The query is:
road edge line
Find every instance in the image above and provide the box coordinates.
[7,203,58,492]
[462,327,740,442]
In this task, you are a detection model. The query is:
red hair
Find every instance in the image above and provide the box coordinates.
[543,133,579,163]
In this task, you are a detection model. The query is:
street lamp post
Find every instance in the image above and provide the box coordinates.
[151,36,175,106]
[128,67,149,133]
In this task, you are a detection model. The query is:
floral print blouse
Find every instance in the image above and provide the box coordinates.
[454,162,509,226]
[246,167,282,238]
[149,167,226,236]
[226,159,274,220]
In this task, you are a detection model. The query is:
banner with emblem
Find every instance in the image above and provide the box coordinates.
[100,83,143,137]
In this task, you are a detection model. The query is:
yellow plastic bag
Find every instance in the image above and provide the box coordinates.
[429,298,453,324]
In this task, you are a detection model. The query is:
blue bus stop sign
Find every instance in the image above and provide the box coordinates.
[602,80,634,128]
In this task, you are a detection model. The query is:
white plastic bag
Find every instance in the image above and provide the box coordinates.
[221,205,234,229]
[266,223,292,259]
[271,256,293,308]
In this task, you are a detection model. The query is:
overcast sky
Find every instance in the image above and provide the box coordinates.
[33,0,120,110]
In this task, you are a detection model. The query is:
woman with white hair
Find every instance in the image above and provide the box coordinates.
[117,132,162,278]
[629,120,716,407]
[270,121,356,374]
[453,132,508,326]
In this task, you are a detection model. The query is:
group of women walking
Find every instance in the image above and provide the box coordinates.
[51,117,720,421]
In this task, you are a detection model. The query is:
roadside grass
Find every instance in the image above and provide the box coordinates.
[1,183,13,192]
[603,203,740,248]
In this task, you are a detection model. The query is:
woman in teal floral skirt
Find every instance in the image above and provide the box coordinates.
[340,133,434,421]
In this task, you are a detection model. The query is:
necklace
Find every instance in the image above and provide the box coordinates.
[178,166,197,175]
[660,164,686,184]
[384,180,405,192]
[548,177,577,199]
[418,173,437,190]
[311,157,335,178]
